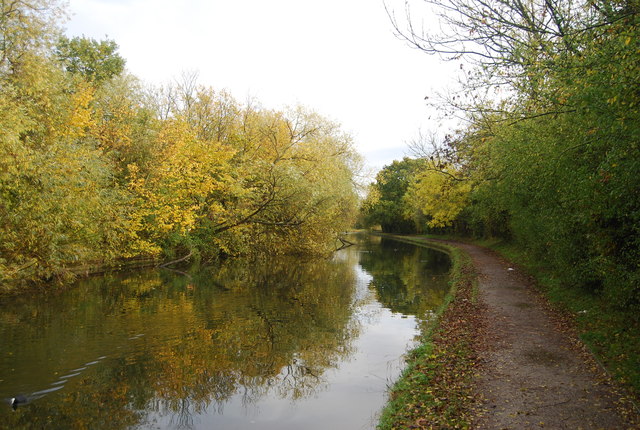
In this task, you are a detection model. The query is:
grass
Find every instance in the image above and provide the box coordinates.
[377,237,482,430]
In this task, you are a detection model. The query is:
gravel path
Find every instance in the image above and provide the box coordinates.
[450,242,636,429]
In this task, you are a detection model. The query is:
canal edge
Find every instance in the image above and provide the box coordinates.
[376,234,485,429]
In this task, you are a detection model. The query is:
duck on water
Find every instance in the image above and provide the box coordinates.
[9,395,28,410]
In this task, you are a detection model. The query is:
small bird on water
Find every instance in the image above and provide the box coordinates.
[10,395,28,410]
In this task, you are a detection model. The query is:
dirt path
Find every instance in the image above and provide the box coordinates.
[448,241,636,429]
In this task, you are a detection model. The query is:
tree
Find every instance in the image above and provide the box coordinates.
[405,165,472,229]
[388,0,637,117]
[209,105,360,256]
[0,0,65,75]
[127,117,234,257]
[361,158,421,233]
[56,36,125,83]
[389,0,640,309]
[0,0,362,288]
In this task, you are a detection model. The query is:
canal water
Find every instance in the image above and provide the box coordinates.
[0,234,450,429]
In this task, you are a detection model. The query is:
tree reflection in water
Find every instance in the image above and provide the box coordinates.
[0,235,450,429]
[358,236,451,319]
[0,254,358,429]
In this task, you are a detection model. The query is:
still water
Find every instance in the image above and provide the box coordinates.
[0,234,450,429]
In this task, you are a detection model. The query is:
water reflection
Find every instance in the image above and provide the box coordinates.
[0,234,450,429]
[359,236,451,317]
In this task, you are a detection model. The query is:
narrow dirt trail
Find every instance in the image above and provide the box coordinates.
[448,242,635,429]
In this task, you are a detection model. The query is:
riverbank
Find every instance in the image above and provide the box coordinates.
[0,256,159,297]
[378,235,639,429]
[377,236,484,429]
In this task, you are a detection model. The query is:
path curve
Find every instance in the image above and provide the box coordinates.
[447,241,635,429]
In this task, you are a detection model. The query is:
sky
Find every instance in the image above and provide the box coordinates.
[64,0,458,174]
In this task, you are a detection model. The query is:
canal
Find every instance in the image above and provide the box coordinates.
[0,234,450,429]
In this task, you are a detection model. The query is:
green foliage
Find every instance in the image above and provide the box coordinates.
[56,36,126,83]
[0,0,65,74]
[393,0,640,312]
[361,158,421,233]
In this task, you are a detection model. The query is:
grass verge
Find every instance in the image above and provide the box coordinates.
[377,236,484,430]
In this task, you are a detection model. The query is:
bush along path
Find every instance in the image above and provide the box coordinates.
[379,236,639,429]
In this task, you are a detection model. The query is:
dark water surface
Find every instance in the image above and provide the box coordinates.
[0,234,450,429]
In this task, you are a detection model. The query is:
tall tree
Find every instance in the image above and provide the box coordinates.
[361,158,421,233]
[56,35,125,83]
[0,0,65,75]
[387,0,640,308]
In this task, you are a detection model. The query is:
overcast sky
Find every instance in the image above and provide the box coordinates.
[64,0,457,174]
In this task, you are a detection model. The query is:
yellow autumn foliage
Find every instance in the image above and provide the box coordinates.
[128,119,235,240]
[0,1,361,287]
[406,167,472,228]
[61,83,95,140]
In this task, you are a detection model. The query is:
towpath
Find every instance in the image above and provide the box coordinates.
[446,241,637,429]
